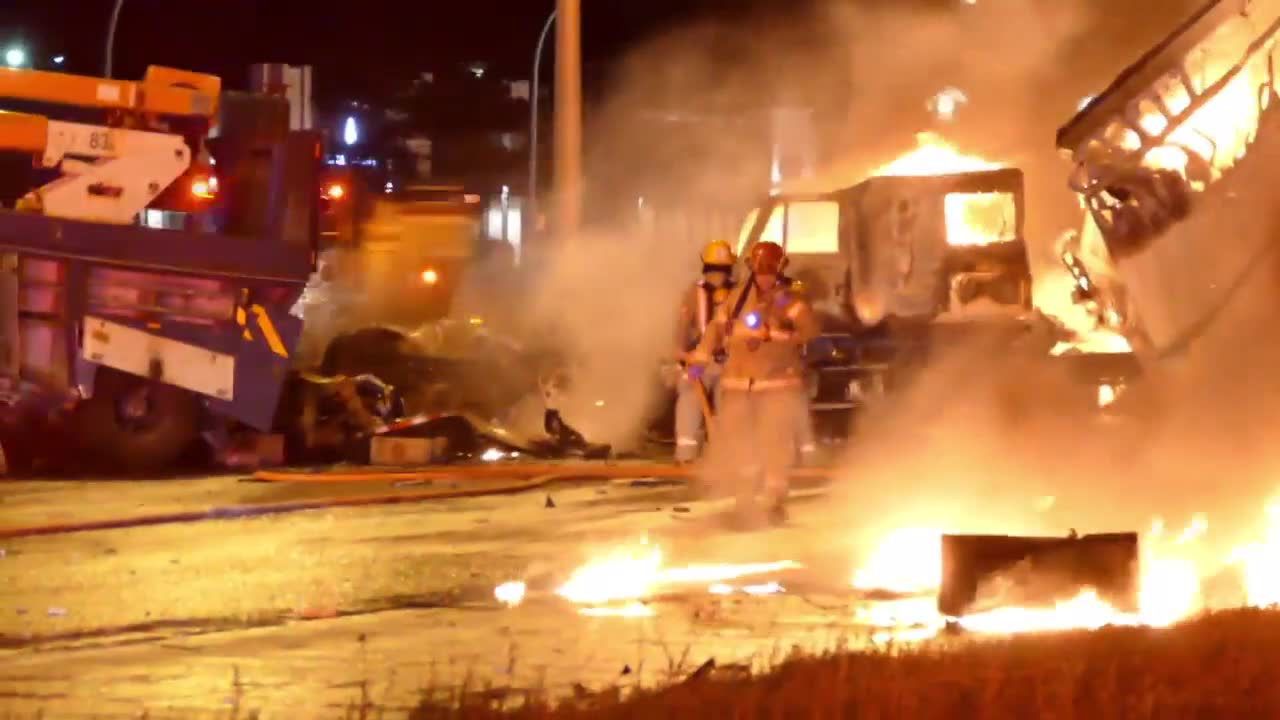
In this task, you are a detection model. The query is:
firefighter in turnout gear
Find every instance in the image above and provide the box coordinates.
[688,241,819,524]
[674,240,737,463]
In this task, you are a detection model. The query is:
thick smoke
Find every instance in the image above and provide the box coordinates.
[530,0,1169,435]
[529,0,1280,575]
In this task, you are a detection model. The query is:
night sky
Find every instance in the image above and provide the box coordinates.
[2,0,794,106]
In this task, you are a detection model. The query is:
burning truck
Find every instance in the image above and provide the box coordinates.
[649,134,1140,447]
[866,0,1280,623]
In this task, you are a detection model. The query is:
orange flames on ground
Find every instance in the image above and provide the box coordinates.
[520,500,1280,641]
[552,538,797,615]
[855,505,1278,641]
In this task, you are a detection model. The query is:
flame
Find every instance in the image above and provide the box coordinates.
[1041,216,1135,357]
[871,133,1002,178]
[853,516,1215,640]
[958,590,1137,634]
[1096,17,1272,197]
[1139,59,1261,184]
[869,133,1011,248]
[1096,383,1119,408]
[494,580,526,608]
[555,539,800,614]
[1050,332,1133,356]
[556,542,664,606]
[1229,503,1280,608]
[852,527,943,594]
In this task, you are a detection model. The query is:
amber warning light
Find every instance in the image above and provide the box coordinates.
[190,174,219,200]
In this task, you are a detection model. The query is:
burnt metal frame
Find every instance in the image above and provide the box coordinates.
[1058,0,1280,233]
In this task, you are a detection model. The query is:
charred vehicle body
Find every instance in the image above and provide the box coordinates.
[293,173,606,463]
[651,167,1136,445]
[1055,0,1280,362]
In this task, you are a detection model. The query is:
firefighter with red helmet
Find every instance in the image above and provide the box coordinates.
[687,241,818,524]
[673,240,737,463]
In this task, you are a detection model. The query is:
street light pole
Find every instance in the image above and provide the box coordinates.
[528,9,557,244]
[554,0,583,243]
[104,0,125,78]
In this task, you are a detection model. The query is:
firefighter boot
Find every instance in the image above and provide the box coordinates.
[761,477,789,526]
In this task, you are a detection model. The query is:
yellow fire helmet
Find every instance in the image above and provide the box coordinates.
[700,240,736,267]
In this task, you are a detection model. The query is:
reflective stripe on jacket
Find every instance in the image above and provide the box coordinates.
[690,279,818,388]
[676,280,731,353]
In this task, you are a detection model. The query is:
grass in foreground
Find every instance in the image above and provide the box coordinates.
[410,607,1280,719]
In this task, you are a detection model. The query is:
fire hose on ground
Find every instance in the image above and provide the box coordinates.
[0,464,833,540]
[251,462,832,484]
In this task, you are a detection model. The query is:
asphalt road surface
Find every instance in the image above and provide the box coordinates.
[0,472,886,719]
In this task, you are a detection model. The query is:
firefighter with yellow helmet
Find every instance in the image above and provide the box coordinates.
[673,240,738,463]
[687,241,818,524]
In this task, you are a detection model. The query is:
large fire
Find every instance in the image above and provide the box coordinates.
[521,500,1280,644]
[854,505,1279,641]
[1080,17,1274,208]
[871,132,1002,178]
[870,132,1014,249]
[1135,47,1264,186]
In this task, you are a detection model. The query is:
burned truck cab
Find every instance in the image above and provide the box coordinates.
[734,168,1043,433]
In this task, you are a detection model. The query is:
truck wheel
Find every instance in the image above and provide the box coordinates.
[73,370,202,474]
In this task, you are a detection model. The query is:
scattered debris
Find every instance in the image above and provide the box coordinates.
[219,433,287,470]
[620,664,632,676]
[274,372,400,465]
[544,495,556,509]
[939,532,1140,617]
[685,658,716,683]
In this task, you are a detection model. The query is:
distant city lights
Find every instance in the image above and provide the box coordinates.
[4,47,27,68]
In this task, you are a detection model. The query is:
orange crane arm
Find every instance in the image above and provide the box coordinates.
[0,65,220,119]
[0,111,48,154]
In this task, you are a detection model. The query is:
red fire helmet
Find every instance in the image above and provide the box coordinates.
[748,241,788,275]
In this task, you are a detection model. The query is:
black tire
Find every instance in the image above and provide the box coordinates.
[72,370,202,475]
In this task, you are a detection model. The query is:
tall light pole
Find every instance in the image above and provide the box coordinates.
[554,0,583,242]
[104,0,125,77]
[528,9,557,244]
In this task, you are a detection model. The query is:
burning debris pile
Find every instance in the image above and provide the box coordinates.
[493,499,1280,645]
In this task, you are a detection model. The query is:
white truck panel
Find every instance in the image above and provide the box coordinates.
[82,316,235,401]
